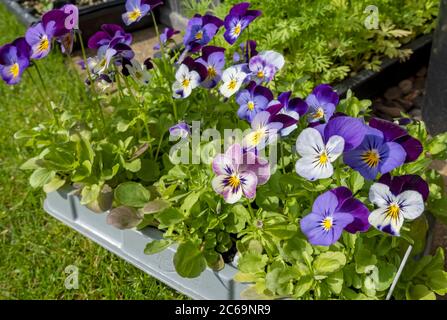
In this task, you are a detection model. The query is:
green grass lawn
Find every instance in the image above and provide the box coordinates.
[0,4,185,300]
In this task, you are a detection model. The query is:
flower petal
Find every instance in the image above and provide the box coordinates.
[326,135,344,162]
[312,190,339,216]
[212,154,235,176]
[396,190,424,220]
[295,128,325,158]
[368,207,403,236]
[240,170,258,199]
[324,116,366,151]
[295,156,334,181]
[379,142,406,174]
[369,183,395,207]
[338,198,370,233]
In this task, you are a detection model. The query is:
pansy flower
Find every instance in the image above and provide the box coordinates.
[223,2,261,45]
[305,84,339,123]
[236,81,273,122]
[172,57,207,99]
[154,27,180,50]
[88,24,133,50]
[212,144,258,204]
[122,0,162,26]
[196,46,225,89]
[266,91,308,136]
[295,116,366,181]
[183,14,223,53]
[300,187,370,246]
[169,122,191,140]
[219,64,248,98]
[368,177,426,236]
[233,40,258,63]
[123,58,152,85]
[344,126,407,181]
[0,37,31,85]
[369,118,423,163]
[243,111,283,151]
[87,46,117,75]
[248,51,284,84]
[25,22,56,60]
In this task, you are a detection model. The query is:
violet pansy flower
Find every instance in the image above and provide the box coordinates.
[196,46,225,89]
[0,37,31,85]
[248,51,284,84]
[88,24,132,50]
[25,22,56,60]
[154,27,180,50]
[243,111,283,151]
[212,144,258,204]
[122,0,162,26]
[223,2,261,45]
[236,81,273,122]
[305,84,339,123]
[219,64,248,98]
[295,116,366,181]
[300,187,370,246]
[169,122,191,139]
[368,178,426,236]
[183,14,223,53]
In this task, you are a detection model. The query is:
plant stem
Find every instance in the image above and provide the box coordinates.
[280,141,286,174]
[151,11,165,57]
[172,97,178,121]
[246,198,254,218]
[155,133,165,161]
[33,62,60,127]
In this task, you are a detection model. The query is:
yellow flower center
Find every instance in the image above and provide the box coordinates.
[256,70,264,79]
[362,149,380,168]
[385,204,400,220]
[247,101,255,111]
[182,78,190,88]
[9,63,19,78]
[37,36,49,53]
[234,23,242,36]
[250,129,266,146]
[228,175,241,189]
[319,151,329,165]
[207,66,217,78]
[312,107,325,120]
[227,79,238,90]
[195,30,203,40]
[322,217,333,231]
[128,8,142,22]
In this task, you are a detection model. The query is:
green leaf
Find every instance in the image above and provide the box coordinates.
[225,204,250,233]
[313,251,346,275]
[173,241,207,278]
[142,199,170,214]
[294,275,314,298]
[349,171,364,194]
[282,236,313,264]
[355,248,377,274]
[144,239,172,255]
[155,208,184,228]
[234,272,259,283]
[264,222,298,240]
[29,168,55,189]
[265,265,295,296]
[427,270,447,295]
[114,182,151,207]
[180,191,200,215]
[106,206,142,229]
[20,157,40,170]
[43,175,66,193]
[238,251,268,274]
[326,270,344,294]
[80,184,101,205]
[374,262,397,292]
[123,158,141,173]
[406,284,436,300]
[137,159,160,182]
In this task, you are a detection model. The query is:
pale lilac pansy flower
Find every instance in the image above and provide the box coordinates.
[243,111,283,151]
[169,122,191,140]
[248,50,285,84]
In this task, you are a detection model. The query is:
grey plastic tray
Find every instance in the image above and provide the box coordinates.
[44,189,248,300]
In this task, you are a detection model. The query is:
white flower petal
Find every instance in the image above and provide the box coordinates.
[175,64,189,82]
[397,190,425,220]
[368,207,403,236]
[259,50,285,70]
[295,128,325,158]
[326,135,344,162]
[295,156,333,181]
[369,183,395,208]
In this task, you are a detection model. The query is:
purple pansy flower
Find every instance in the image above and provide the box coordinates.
[265,91,308,136]
[212,144,258,204]
[344,125,407,181]
[223,2,261,45]
[233,40,258,63]
[243,111,283,151]
[305,84,339,123]
[0,37,31,85]
[236,81,273,122]
[122,0,163,26]
[154,27,180,50]
[369,118,423,163]
[25,22,55,60]
[183,14,224,53]
[295,116,366,181]
[248,51,285,84]
[300,187,370,246]
[368,177,426,236]
[88,24,133,50]
[196,46,225,89]
[169,122,191,139]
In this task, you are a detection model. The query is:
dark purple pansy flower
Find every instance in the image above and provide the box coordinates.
[88,24,132,50]
[233,40,258,63]
[300,187,370,246]
[379,173,429,202]
[223,2,261,45]
[183,14,224,53]
[154,27,180,50]
[265,91,308,136]
[236,81,273,122]
[0,37,31,85]
[344,126,407,181]
[369,118,423,163]
[196,46,225,89]
[305,84,339,123]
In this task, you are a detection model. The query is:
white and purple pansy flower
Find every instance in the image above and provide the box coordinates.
[236,81,273,122]
[343,124,407,181]
[154,27,180,50]
[87,46,117,75]
[223,2,261,45]
[212,144,258,204]
[300,187,370,246]
[305,84,339,123]
[0,37,31,85]
[249,50,284,84]
[219,64,248,98]
[169,122,191,140]
[122,58,152,85]
[122,0,162,26]
[172,56,207,99]
[196,46,225,89]
[183,14,224,53]
[368,174,428,236]
[295,116,366,181]
[266,91,308,136]
[243,111,283,151]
